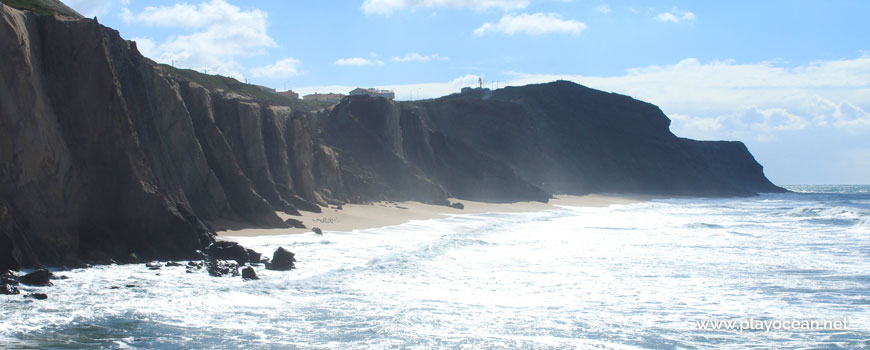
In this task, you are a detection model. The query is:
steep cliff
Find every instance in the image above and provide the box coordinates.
[0,5,315,269]
[408,83,784,197]
[0,4,784,270]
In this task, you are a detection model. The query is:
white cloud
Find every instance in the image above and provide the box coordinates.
[122,0,276,79]
[251,58,302,78]
[596,4,611,14]
[655,8,696,23]
[391,53,449,63]
[64,0,129,17]
[362,0,529,15]
[473,13,587,37]
[502,57,870,131]
[335,57,385,66]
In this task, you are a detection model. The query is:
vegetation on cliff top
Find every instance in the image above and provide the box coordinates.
[157,64,332,113]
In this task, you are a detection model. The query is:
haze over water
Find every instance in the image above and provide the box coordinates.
[2,185,868,349]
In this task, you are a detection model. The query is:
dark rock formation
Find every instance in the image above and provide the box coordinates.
[203,241,256,265]
[449,202,464,210]
[19,269,52,286]
[24,292,48,300]
[241,266,258,280]
[206,259,239,277]
[285,218,306,229]
[1,283,18,295]
[0,5,784,270]
[312,227,324,235]
[266,247,296,271]
[246,249,261,264]
[1,272,19,295]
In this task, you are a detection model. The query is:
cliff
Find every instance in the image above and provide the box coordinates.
[0,4,784,271]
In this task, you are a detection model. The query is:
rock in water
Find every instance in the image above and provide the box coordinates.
[266,247,296,271]
[204,241,252,265]
[285,218,306,229]
[1,273,17,286]
[312,227,323,235]
[24,293,48,300]
[449,202,464,210]
[205,260,239,277]
[19,269,52,286]
[1,283,19,295]
[246,249,261,264]
[241,266,259,280]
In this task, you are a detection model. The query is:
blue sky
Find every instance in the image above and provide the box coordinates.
[65,0,870,185]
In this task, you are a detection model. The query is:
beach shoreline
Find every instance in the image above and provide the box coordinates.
[215,194,654,238]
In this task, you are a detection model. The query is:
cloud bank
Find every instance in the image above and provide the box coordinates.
[362,0,530,15]
[473,13,587,36]
[123,0,276,79]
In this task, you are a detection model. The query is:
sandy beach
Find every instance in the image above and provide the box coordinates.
[217,194,652,237]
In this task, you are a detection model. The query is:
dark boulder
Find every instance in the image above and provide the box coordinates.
[204,241,251,265]
[312,227,323,235]
[449,202,464,210]
[241,266,259,280]
[19,269,52,286]
[206,259,239,277]
[24,293,48,300]
[246,249,261,264]
[285,218,306,229]
[145,262,162,270]
[266,247,296,271]
[165,261,183,267]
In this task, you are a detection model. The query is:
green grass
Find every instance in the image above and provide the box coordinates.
[1,0,82,17]
[157,64,332,112]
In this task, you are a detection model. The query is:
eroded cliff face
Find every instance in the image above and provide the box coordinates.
[0,5,784,270]
[0,6,322,269]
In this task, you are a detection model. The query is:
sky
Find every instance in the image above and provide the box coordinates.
[63,0,870,185]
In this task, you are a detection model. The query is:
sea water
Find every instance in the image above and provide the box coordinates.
[1,185,868,349]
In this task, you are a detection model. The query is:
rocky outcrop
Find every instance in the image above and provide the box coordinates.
[406,83,785,197]
[0,5,784,270]
[265,247,296,271]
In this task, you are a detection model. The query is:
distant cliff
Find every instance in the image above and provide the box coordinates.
[0,4,784,271]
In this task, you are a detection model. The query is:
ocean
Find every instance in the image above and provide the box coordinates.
[2,185,868,349]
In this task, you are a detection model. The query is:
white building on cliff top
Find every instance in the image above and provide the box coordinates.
[349,87,395,100]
